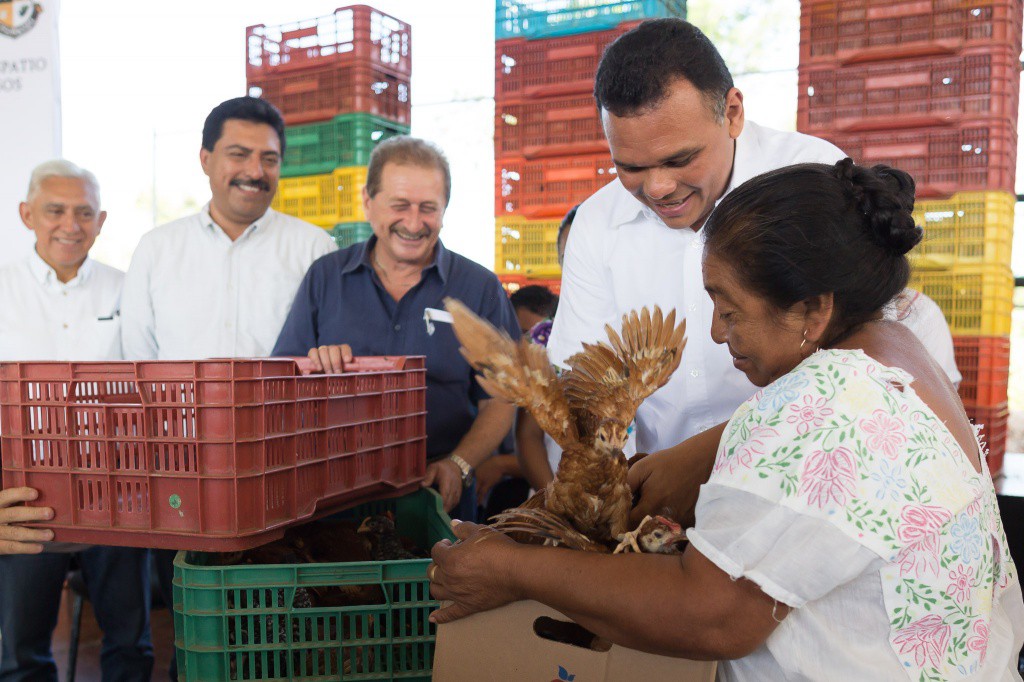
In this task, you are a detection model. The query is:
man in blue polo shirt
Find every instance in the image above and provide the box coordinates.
[272,136,519,521]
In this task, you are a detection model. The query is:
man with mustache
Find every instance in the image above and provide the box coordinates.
[272,136,519,521]
[120,96,335,680]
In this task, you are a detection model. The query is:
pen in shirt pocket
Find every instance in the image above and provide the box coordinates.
[97,309,120,322]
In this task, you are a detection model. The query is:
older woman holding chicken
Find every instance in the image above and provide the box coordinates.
[428,159,1024,680]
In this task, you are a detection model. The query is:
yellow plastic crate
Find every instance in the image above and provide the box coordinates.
[910,191,1015,270]
[494,215,562,278]
[908,264,1015,336]
[271,166,367,227]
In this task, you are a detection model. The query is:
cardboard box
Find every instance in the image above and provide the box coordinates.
[433,600,718,681]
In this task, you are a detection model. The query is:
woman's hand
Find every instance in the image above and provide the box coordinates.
[628,423,725,528]
[0,487,54,554]
[428,521,521,624]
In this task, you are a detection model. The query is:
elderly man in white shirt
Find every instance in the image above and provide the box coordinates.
[545,19,961,525]
[120,96,335,680]
[0,160,153,681]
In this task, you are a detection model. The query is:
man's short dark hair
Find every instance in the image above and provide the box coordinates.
[594,19,734,120]
[202,96,287,153]
[509,285,559,318]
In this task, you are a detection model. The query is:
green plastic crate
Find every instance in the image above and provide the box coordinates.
[173,488,454,681]
[495,0,686,40]
[283,114,410,178]
[330,223,375,249]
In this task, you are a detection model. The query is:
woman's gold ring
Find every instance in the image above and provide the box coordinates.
[428,564,437,581]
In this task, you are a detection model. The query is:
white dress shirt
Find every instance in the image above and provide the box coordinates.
[0,249,123,552]
[548,121,848,453]
[0,250,122,361]
[120,206,336,360]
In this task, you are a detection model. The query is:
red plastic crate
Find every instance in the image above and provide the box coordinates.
[495,21,639,103]
[246,5,412,79]
[495,93,608,160]
[800,0,1024,67]
[498,274,561,296]
[824,120,1017,197]
[496,154,617,219]
[963,401,1009,476]
[0,357,427,551]
[954,335,1010,406]
[247,62,411,126]
[798,45,1021,134]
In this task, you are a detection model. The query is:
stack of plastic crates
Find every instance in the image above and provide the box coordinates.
[248,6,412,247]
[493,0,685,293]
[797,0,1022,475]
[0,355,460,681]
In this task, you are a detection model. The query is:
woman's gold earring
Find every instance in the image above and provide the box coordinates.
[800,331,809,351]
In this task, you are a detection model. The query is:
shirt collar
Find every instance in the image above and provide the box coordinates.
[719,120,760,201]
[346,235,451,283]
[26,247,93,287]
[199,203,271,240]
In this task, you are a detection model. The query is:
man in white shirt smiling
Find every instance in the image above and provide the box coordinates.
[0,160,153,680]
[119,97,335,680]
[546,19,960,524]
[120,96,336,362]
[547,19,847,458]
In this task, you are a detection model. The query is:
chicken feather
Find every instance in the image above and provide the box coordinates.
[446,298,578,451]
[444,298,687,549]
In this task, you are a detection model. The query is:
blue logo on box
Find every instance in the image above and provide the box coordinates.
[554,665,575,681]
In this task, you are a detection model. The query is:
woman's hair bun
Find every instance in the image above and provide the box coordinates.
[833,157,922,256]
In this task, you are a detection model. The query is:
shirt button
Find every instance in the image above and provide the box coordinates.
[394,324,401,331]
[690,369,701,378]
[62,323,68,329]
[688,303,697,312]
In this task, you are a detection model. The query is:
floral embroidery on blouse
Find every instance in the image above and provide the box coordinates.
[712,349,1017,681]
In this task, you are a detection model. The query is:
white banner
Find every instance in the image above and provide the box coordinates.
[0,0,60,266]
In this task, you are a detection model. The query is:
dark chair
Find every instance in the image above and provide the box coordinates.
[65,567,87,682]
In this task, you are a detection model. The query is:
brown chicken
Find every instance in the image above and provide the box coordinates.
[445,298,687,551]
[357,513,420,560]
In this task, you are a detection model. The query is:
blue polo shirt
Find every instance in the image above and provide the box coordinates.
[272,237,520,459]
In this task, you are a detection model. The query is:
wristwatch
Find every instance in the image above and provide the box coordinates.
[448,454,474,488]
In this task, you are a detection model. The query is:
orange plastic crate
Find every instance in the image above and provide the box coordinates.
[798,45,1021,135]
[498,273,561,296]
[0,357,427,551]
[248,62,411,126]
[800,0,1024,67]
[495,93,608,160]
[246,5,412,79]
[825,120,1017,197]
[496,154,617,219]
[954,335,1010,405]
[963,401,1009,476]
[495,22,639,103]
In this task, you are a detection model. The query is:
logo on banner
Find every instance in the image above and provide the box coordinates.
[0,1,43,39]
